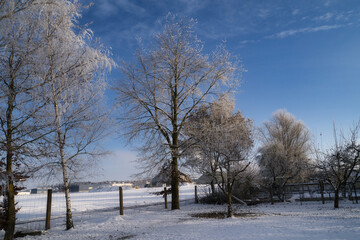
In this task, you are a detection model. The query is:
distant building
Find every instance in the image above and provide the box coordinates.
[30,181,135,193]
[18,190,31,195]
[150,165,192,187]
[111,182,133,188]
[68,181,134,192]
[30,188,48,194]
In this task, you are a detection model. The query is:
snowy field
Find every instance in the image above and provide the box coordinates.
[15,184,196,223]
[2,184,360,239]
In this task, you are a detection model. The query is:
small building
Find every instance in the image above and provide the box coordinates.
[111,182,133,188]
[68,181,134,192]
[18,190,31,195]
[30,188,48,194]
[69,182,97,192]
[150,165,192,187]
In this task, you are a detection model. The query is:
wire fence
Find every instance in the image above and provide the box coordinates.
[14,185,197,233]
[15,182,356,233]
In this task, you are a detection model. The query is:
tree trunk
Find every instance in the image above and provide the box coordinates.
[210,179,215,195]
[270,185,274,205]
[4,154,16,240]
[60,146,74,230]
[353,183,358,204]
[170,71,180,210]
[281,181,286,202]
[4,84,16,240]
[321,185,325,204]
[53,100,74,229]
[171,151,180,210]
[334,188,339,208]
[319,181,325,204]
[227,189,233,218]
[348,184,353,201]
[342,184,346,198]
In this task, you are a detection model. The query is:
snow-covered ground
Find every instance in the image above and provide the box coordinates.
[4,184,360,239]
[15,184,196,223]
[12,183,196,234]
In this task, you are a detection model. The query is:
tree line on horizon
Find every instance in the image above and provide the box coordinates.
[1,1,359,239]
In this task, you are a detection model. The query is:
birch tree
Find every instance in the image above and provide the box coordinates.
[116,14,240,210]
[184,95,253,217]
[24,0,113,230]
[257,110,311,202]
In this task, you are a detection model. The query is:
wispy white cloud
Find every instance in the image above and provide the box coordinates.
[267,24,342,39]
[335,10,354,21]
[323,0,335,7]
[292,9,300,16]
[239,40,252,45]
[257,8,270,19]
[99,21,159,54]
[88,0,358,51]
[96,0,118,16]
[94,0,146,17]
[234,39,261,49]
[179,0,207,14]
[115,0,146,16]
[314,12,334,22]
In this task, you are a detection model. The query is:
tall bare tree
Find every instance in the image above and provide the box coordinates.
[316,123,360,208]
[115,14,240,210]
[184,95,253,217]
[257,110,311,202]
[34,0,113,229]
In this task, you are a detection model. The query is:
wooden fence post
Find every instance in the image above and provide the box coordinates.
[195,185,199,204]
[319,180,325,204]
[270,186,274,205]
[164,187,168,209]
[119,187,124,215]
[45,189,52,230]
[353,183,358,204]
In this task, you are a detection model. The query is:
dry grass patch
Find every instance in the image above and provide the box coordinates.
[14,231,43,238]
[190,212,262,219]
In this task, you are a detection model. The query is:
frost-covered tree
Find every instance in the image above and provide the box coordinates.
[184,95,236,194]
[115,14,240,210]
[0,1,49,238]
[0,0,33,23]
[0,0,111,236]
[184,95,253,217]
[257,110,311,202]
[33,0,113,229]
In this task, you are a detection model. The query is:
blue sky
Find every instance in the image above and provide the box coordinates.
[79,0,360,181]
